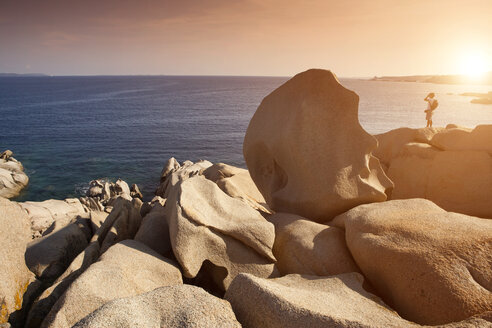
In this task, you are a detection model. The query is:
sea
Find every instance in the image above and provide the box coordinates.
[1,75,491,202]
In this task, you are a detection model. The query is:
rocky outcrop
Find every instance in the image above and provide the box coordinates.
[332,199,492,325]
[27,198,143,327]
[73,285,241,328]
[134,201,171,256]
[4,68,492,328]
[429,124,492,153]
[41,240,182,328]
[243,69,393,222]
[0,150,29,199]
[0,197,35,324]
[155,157,213,198]
[26,242,101,328]
[268,213,359,276]
[165,175,277,290]
[81,178,139,212]
[19,198,89,238]
[374,125,492,218]
[225,272,419,328]
[202,163,271,213]
[91,197,143,253]
[25,218,91,281]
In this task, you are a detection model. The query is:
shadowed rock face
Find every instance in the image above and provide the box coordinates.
[244,69,393,222]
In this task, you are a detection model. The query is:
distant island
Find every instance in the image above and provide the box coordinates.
[370,71,492,85]
[0,73,48,77]
[460,91,492,105]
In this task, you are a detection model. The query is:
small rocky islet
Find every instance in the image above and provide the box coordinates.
[1,69,491,328]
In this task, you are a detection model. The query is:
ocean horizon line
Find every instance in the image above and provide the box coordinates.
[0,72,375,79]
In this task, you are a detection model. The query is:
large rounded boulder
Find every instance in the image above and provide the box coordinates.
[268,212,359,276]
[243,69,393,222]
[73,285,241,328]
[332,198,492,325]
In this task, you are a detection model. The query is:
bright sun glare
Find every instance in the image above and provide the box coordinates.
[460,52,489,78]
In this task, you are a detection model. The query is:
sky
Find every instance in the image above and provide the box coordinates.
[0,0,491,77]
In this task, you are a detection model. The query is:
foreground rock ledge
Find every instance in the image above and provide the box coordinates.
[225,272,417,328]
[40,240,182,328]
[332,198,492,325]
[72,285,241,328]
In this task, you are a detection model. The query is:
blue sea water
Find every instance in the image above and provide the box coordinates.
[1,75,491,202]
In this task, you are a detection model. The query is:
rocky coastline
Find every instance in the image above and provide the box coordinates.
[1,69,491,328]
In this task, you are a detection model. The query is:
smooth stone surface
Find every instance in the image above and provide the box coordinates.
[90,197,143,254]
[73,285,241,328]
[25,219,90,281]
[268,213,359,276]
[0,197,34,324]
[225,272,417,328]
[19,198,88,238]
[244,69,393,222]
[26,242,101,328]
[166,175,277,290]
[332,199,492,325]
[430,125,492,154]
[374,127,443,166]
[203,163,272,213]
[41,240,182,328]
[134,202,172,257]
[375,125,492,218]
[155,158,213,198]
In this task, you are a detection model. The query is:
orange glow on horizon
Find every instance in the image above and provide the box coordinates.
[0,0,491,77]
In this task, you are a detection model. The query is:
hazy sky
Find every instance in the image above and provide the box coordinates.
[1,0,491,76]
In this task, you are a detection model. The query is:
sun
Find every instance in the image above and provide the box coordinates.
[459,52,489,78]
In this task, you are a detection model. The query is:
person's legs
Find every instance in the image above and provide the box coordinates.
[429,119,433,127]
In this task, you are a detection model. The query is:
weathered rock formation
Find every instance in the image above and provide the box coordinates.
[134,200,171,256]
[27,198,144,327]
[332,198,492,325]
[40,240,182,328]
[91,197,143,253]
[0,198,34,324]
[0,150,29,199]
[73,285,241,328]
[225,272,417,328]
[202,163,272,213]
[374,125,492,218]
[165,174,278,290]
[25,242,101,328]
[2,70,492,328]
[268,212,359,276]
[155,157,213,198]
[25,218,91,281]
[19,198,89,238]
[243,69,393,222]
[81,178,139,212]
